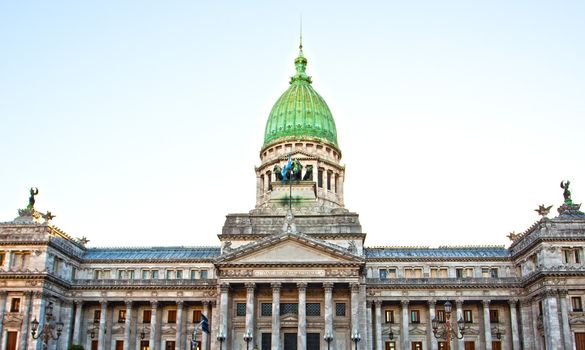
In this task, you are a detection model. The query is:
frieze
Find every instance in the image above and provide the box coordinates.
[219,269,253,277]
[253,269,326,277]
[325,269,359,277]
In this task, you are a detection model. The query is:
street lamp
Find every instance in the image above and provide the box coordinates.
[243,329,253,350]
[217,331,226,350]
[351,332,361,350]
[30,302,64,350]
[432,301,465,350]
[324,331,333,350]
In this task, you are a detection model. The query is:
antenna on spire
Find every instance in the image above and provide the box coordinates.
[299,14,303,53]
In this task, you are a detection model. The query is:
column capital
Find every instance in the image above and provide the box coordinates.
[245,282,256,292]
[150,300,158,308]
[508,298,519,307]
[202,300,210,306]
[350,283,360,292]
[367,300,373,307]
[543,289,559,298]
[176,300,184,307]
[427,300,436,308]
[374,300,382,307]
[401,299,409,307]
[99,299,108,306]
[297,282,308,291]
[482,299,490,307]
[219,283,230,292]
[558,289,568,297]
[124,299,133,308]
[323,282,334,291]
[0,290,7,297]
[74,299,83,306]
[271,282,282,291]
[455,299,463,308]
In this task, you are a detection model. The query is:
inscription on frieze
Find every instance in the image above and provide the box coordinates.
[253,269,326,277]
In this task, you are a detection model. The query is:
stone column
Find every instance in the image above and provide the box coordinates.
[271,283,281,350]
[351,283,360,335]
[531,300,542,350]
[149,300,158,350]
[19,291,33,350]
[401,300,409,350]
[245,283,256,344]
[60,300,75,350]
[508,299,520,350]
[366,301,373,350]
[202,301,211,350]
[297,283,307,350]
[72,300,83,346]
[374,300,382,350]
[559,291,573,350]
[542,290,562,350]
[175,300,183,350]
[456,300,464,350]
[122,300,132,350]
[98,299,107,350]
[428,300,437,350]
[0,291,7,347]
[324,283,334,348]
[219,283,230,349]
[519,300,534,350]
[482,300,492,350]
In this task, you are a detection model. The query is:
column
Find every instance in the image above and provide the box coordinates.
[271,283,281,350]
[298,283,307,350]
[175,300,183,350]
[245,283,256,343]
[202,301,210,350]
[324,283,334,348]
[531,300,542,350]
[211,301,219,350]
[351,283,360,335]
[59,300,75,350]
[121,300,132,350]
[508,300,520,350]
[519,300,534,350]
[482,300,492,350]
[98,299,107,350]
[456,300,464,350]
[542,290,562,350]
[375,300,382,350]
[366,301,373,350]
[149,300,158,350]
[19,291,32,350]
[559,291,574,350]
[427,300,437,350]
[401,300,409,350]
[72,300,83,345]
[219,284,229,349]
[0,291,7,347]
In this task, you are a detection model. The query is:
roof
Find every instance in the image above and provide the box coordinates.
[263,45,338,149]
[365,246,510,258]
[82,246,221,261]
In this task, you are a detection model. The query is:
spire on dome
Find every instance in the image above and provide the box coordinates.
[291,19,311,84]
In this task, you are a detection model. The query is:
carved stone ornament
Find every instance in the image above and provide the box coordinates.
[203,290,218,298]
[219,269,253,277]
[2,312,24,327]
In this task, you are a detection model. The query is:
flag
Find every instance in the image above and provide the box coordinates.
[281,155,292,184]
[200,314,210,334]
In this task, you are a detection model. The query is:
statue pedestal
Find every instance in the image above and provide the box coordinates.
[13,208,42,224]
[269,181,317,208]
[557,203,585,218]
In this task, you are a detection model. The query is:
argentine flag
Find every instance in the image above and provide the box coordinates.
[281,155,292,184]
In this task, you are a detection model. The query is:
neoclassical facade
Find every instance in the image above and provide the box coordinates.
[1,44,585,350]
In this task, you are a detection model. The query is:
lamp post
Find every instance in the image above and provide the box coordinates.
[351,332,361,350]
[30,302,64,350]
[324,331,333,350]
[431,301,465,350]
[217,331,226,350]
[243,329,253,350]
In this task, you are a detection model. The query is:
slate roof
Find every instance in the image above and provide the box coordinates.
[365,246,509,258]
[83,247,221,261]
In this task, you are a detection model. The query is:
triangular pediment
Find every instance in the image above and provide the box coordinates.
[215,232,363,265]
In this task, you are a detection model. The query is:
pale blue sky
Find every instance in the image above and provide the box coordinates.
[1,1,584,247]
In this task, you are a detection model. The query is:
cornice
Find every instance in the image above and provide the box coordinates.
[366,257,511,263]
[216,262,363,268]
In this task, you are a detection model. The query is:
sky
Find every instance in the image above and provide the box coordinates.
[0,1,584,248]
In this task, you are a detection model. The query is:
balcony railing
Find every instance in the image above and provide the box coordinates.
[366,277,521,287]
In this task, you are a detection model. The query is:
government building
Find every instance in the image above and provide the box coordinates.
[1,43,585,350]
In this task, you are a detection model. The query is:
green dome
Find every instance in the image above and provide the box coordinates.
[263,47,338,149]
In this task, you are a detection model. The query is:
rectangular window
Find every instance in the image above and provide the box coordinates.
[143,309,152,323]
[489,309,499,323]
[318,168,323,188]
[118,309,126,323]
[385,310,394,323]
[152,270,159,279]
[236,303,247,316]
[464,341,476,350]
[380,269,388,280]
[193,309,202,323]
[387,269,397,278]
[411,342,423,350]
[168,310,177,323]
[563,248,582,264]
[439,342,448,350]
[128,270,135,279]
[405,268,423,278]
[327,171,332,190]
[410,310,420,323]
[140,340,150,350]
[200,270,208,279]
[572,297,583,312]
[385,342,396,350]
[10,298,20,312]
[456,268,463,278]
[191,270,197,279]
[92,341,99,350]
[262,333,272,350]
[490,268,498,278]
[166,270,173,279]
[464,309,473,323]
[176,270,183,279]
[306,303,321,316]
[335,303,346,317]
[165,341,175,350]
[280,303,298,315]
[142,270,149,279]
[115,341,124,350]
[261,303,272,316]
[93,310,101,323]
[431,267,448,278]
[436,310,445,323]
[0,253,5,266]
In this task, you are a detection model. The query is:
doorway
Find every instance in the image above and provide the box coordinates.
[577,333,585,350]
[6,332,18,350]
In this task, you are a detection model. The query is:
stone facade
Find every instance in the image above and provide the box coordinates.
[2,47,585,350]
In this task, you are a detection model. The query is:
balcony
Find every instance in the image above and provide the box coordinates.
[366,277,521,288]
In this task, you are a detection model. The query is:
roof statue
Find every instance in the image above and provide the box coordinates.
[42,211,56,222]
[561,180,572,204]
[534,204,553,218]
[27,187,39,210]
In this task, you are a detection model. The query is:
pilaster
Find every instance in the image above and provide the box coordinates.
[271,283,281,350]
[297,282,307,350]
[482,300,492,350]
[401,299,409,350]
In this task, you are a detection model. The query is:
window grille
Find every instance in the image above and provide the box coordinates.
[306,303,321,316]
[236,303,246,316]
[280,303,298,315]
[335,303,346,317]
[261,303,272,316]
